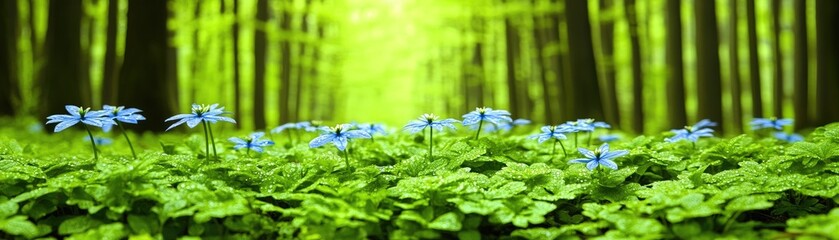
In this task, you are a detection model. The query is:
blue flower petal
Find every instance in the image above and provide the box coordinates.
[309,134,336,148]
[53,119,80,132]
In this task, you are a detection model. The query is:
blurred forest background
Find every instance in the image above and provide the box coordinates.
[0,0,837,133]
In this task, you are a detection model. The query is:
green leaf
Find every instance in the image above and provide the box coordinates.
[725,194,782,212]
[511,227,572,240]
[486,181,527,199]
[0,200,17,218]
[428,212,462,231]
[59,216,104,235]
[66,223,126,240]
[127,214,159,234]
[0,215,40,238]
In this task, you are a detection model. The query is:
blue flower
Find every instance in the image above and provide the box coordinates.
[309,124,372,151]
[528,125,569,143]
[485,118,531,132]
[271,121,311,134]
[100,105,146,132]
[47,105,115,160]
[83,136,113,146]
[560,119,609,133]
[403,113,459,134]
[665,119,717,143]
[568,143,628,170]
[229,132,275,153]
[692,119,718,130]
[358,123,388,136]
[598,134,621,143]
[164,103,236,131]
[46,105,114,132]
[751,118,793,130]
[304,121,324,132]
[773,132,804,143]
[462,107,512,127]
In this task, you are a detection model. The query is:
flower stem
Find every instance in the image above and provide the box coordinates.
[575,133,579,149]
[83,124,99,160]
[552,139,557,155]
[117,122,137,159]
[202,121,210,159]
[207,123,218,158]
[475,121,484,140]
[343,148,351,171]
[587,132,593,147]
[287,131,293,145]
[558,139,567,157]
[428,127,433,161]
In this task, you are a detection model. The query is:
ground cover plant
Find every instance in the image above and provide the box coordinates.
[1,107,838,240]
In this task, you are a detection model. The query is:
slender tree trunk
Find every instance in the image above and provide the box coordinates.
[253,0,267,129]
[166,0,178,113]
[565,0,604,120]
[504,13,520,117]
[294,0,312,121]
[79,7,93,107]
[0,0,19,115]
[728,0,743,133]
[470,42,485,109]
[771,0,784,117]
[118,0,177,132]
[793,0,808,129]
[548,1,567,121]
[665,0,687,129]
[40,0,84,120]
[232,0,241,126]
[599,0,620,127]
[278,5,292,124]
[190,1,201,104]
[746,0,763,118]
[102,0,119,105]
[815,0,839,125]
[625,0,644,133]
[534,5,556,124]
[695,0,724,132]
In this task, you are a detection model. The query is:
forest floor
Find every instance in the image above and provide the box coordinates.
[1,117,839,239]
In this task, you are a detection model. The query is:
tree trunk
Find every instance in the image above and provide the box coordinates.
[728,0,743,133]
[565,0,603,120]
[504,14,520,117]
[166,0,179,115]
[190,1,201,104]
[295,0,312,121]
[40,0,85,120]
[599,0,620,127]
[253,0,267,130]
[102,0,119,105]
[625,0,644,133]
[79,7,93,107]
[793,0,808,129]
[815,0,839,125]
[232,0,241,127]
[118,0,177,132]
[695,0,724,132]
[279,5,292,124]
[470,42,485,109]
[746,0,763,118]
[771,0,784,117]
[547,0,567,121]
[665,0,687,129]
[534,3,556,124]
[0,0,19,115]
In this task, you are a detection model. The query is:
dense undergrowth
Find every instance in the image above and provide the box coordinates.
[2,118,839,240]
